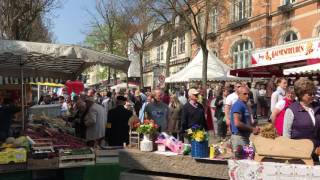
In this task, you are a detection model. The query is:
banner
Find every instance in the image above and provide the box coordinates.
[251,37,320,67]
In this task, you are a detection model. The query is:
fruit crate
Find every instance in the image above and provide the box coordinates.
[59,148,95,168]
[0,163,27,173]
[28,157,59,170]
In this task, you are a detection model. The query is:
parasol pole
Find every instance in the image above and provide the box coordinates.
[20,56,25,131]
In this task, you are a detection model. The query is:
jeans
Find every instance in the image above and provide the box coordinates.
[230,134,250,151]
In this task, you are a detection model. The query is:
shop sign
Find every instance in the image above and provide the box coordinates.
[251,38,320,67]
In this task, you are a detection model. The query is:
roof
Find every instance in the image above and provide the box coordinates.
[0,40,130,80]
[165,50,250,83]
[283,63,320,75]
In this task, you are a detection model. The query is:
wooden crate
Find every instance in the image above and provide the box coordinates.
[59,149,95,168]
[95,148,121,164]
[28,157,59,170]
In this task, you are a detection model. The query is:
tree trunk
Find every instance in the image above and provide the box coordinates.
[202,47,208,104]
[139,51,144,89]
[113,69,117,85]
[107,66,111,84]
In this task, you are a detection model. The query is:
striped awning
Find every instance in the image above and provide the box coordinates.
[283,63,320,75]
[0,40,130,80]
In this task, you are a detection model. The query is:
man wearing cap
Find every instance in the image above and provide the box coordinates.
[181,88,207,136]
[107,96,133,146]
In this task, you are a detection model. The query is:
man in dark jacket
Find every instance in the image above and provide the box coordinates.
[181,88,207,136]
[0,98,20,142]
[107,96,133,146]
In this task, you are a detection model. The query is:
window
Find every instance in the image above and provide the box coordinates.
[197,13,205,35]
[232,40,252,69]
[213,51,218,57]
[283,0,295,5]
[157,45,164,61]
[210,9,218,33]
[283,31,298,43]
[143,52,150,66]
[232,0,252,22]
[175,16,180,27]
[172,39,177,57]
[178,35,185,54]
[160,28,164,36]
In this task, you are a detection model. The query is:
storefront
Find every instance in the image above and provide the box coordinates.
[231,37,320,77]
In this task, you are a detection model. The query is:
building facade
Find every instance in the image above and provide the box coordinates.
[143,21,192,89]
[194,0,320,70]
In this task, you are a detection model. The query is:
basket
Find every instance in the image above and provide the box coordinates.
[191,140,208,158]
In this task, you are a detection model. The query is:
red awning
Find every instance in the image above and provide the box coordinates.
[230,60,308,77]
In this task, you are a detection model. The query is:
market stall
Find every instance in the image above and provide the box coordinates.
[0,40,130,177]
[283,63,320,76]
[116,121,320,180]
[231,37,320,77]
[0,39,130,128]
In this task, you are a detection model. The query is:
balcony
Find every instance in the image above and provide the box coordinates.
[143,60,165,73]
[278,3,293,13]
[229,18,249,30]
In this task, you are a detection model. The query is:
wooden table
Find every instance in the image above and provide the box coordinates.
[118,149,229,180]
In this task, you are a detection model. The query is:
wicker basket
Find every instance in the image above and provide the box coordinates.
[191,140,208,158]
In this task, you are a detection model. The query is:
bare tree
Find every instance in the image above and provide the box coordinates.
[0,0,60,42]
[165,0,224,101]
[121,0,156,89]
[86,0,132,84]
[146,0,178,89]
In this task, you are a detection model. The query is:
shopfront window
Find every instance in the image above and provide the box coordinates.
[232,40,252,69]
[283,31,298,43]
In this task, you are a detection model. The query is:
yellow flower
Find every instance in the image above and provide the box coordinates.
[193,131,205,142]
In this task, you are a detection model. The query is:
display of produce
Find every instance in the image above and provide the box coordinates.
[260,123,278,139]
[0,148,27,164]
[26,126,86,150]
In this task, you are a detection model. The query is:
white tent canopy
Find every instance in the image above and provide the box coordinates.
[0,40,131,80]
[110,83,138,92]
[165,49,249,83]
[283,64,320,75]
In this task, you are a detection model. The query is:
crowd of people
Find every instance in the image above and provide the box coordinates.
[1,76,320,161]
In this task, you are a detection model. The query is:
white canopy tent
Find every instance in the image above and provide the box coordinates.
[0,40,131,129]
[283,64,320,75]
[165,50,250,83]
[110,83,138,92]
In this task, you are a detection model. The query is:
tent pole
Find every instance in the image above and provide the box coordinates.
[37,84,40,104]
[20,57,25,131]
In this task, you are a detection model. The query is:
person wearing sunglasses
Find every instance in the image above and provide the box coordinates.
[230,86,260,151]
[283,78,320,161]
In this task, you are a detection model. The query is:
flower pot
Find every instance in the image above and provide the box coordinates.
[140,134,153,152]
[191,140,209,158]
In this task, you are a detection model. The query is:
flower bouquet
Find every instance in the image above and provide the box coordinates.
[135,119,158,135]
[186,124,209,158]
[134,120,158,152]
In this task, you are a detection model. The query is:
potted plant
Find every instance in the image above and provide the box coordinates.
[134,120,158,152]
[186,124,209,158]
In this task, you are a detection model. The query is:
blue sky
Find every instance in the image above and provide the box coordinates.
[52,0,96,45]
